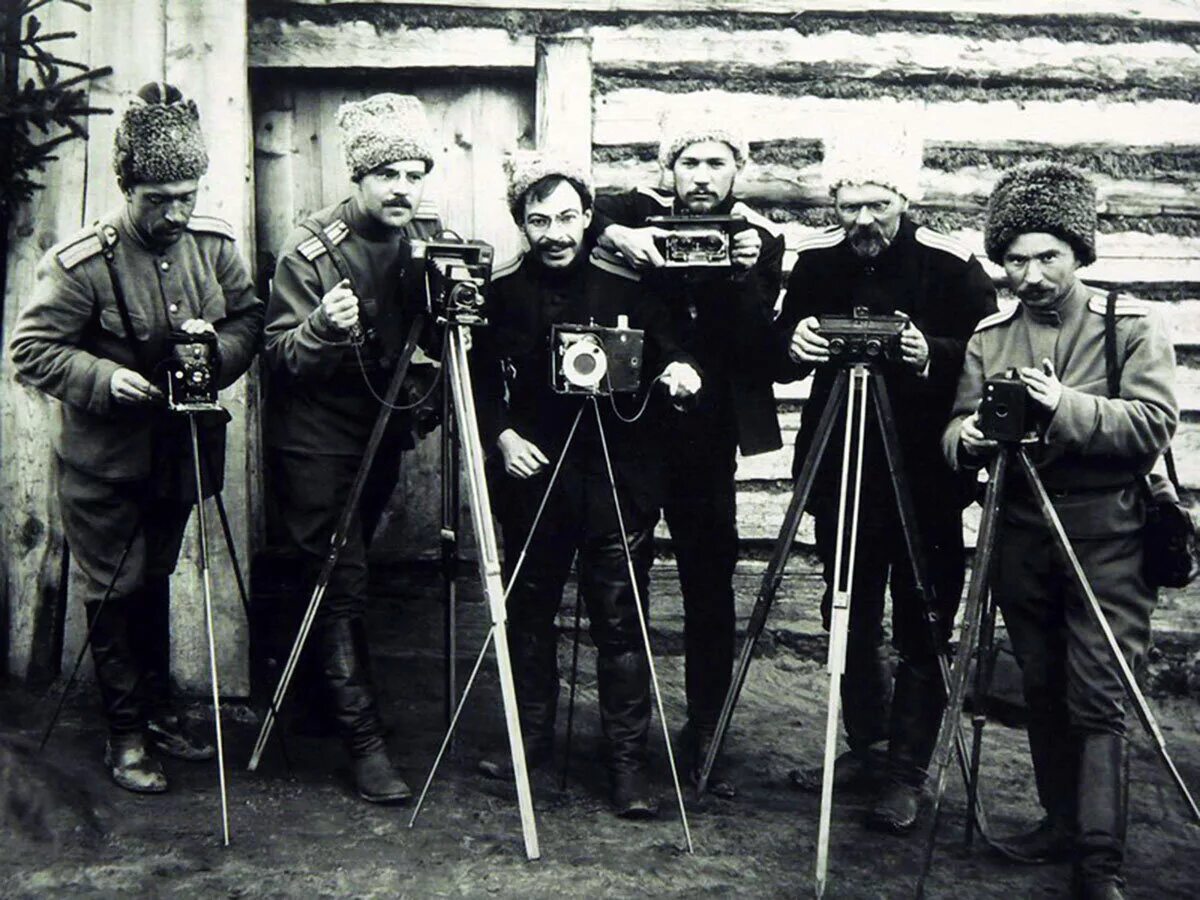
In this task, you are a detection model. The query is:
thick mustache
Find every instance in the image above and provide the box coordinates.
[383,199,412,209]
[539,239,575,250]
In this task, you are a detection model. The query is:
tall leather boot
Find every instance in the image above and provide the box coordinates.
[319,616,411,803]
[597,650,657,819]
[1073,732,1128,899]
[867,659,942,834]
[994,703,1078,863]
[478,626,558,780]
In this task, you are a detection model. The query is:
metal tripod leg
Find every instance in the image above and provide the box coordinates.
[697,368,849,795]
[248,316,426,771]
[188,413,231,847]
[913,448,1008,898]
[441,375,460,734]
[815,363,871,899]
[591,399,693,854]
[409,325,541,859]
[870,373,993,839]
[562,579,585,790]
[1017,449,1200,824]
[965,581,999,849]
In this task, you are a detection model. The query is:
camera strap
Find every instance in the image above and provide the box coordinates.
[94,222,151,376]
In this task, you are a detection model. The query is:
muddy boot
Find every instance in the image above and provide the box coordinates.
[867,661,941,835]
[681,720,735,800]
[1073,733,1128,898]
[789,744,887,794]
[319,617,408,803]
[105,732,167,794]
[146,713,215,762]
[478,627,558,780]
[598,650,658,819]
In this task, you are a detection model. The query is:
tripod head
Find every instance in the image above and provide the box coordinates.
[411,236,494,327]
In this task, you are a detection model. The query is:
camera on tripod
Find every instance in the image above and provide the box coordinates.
[817,306,908,364]
[645,215,744,268]
[550,316,644,395]
[165,330,221,411]
[410,237,494,326]
[979,371,1040,442]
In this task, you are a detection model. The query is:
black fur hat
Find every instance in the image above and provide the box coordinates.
[984,161,1097,266]
[113,82,209,187]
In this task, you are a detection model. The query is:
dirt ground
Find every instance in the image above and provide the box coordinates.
[2,564,1199,899]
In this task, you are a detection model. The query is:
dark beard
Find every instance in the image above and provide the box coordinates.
[848,226,888,259]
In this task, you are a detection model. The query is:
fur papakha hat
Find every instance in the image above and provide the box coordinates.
[984,161,1097,266]
[822,113,923,202]
[503,151,594,222]
[657,104,749,170]
[113,82,208,187]
[337,93,436,178]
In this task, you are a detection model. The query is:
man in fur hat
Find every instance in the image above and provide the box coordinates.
[592,107,786,798]
[776,120,997,832]
[9,82,263,793]
[262,92,443,803]
[472,151,701,817]
[943,162,1177,899]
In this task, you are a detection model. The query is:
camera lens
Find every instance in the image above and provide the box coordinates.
[865,338,882,357]
[828,337,846,356]
[562,335,608,390]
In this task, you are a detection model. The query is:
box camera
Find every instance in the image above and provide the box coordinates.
[410,237,494,326]
[817,306,908,364]
[165,330,220,411]
[645,215,744,268]
[979,374,1039,442]
[550,316,644,395]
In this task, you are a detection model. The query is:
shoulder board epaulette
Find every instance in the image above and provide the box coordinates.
[635,186,673,208]
[56,232,104,270]
[914,226,972,262]
[974,300,1020,333]
[1088,294,1152,317]
[296,219,350,262]
[414,200,441,222]
[590,247,641,282]
[731,201,785,239]
[793,225,845,254]
[491,253,524,281]
[186,214,236,241]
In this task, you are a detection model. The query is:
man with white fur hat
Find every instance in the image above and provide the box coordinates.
[776,117,996,833]
[593,105,786,798]
[262,92,443,803]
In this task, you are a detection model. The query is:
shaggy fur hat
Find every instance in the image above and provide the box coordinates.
[657,105,749,170]
[113,82,208,187]
[503,151,594,223]
[984,161,1097,265]
[337,93,436,179]
[822,115,923,202]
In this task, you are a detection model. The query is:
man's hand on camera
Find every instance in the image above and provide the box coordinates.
[179,318,216,337]
[498,429,549,479]
[900,321,930,372]
[661,361,702,406]
[320,278,360,333]
[790,316,830,363]
[601,224,668,270]
[959,412,999,458]
[1018,358,1063,412]
[110,367,164,406]
[730,227,762,271]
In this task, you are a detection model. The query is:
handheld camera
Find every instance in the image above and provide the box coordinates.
[645,215,744,268]
[817,306,908,365]
[551,316,644,395]
[410,237,494,326]
[165,330,221,412]
[979,371,1040,442]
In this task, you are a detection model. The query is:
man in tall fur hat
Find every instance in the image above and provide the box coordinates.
[262,92,444,803]
[943,162,1178,899]
[9,82,263,793]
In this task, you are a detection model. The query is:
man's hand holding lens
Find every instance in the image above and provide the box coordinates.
[603,224,668,270]
[110,368,164,406]
[790,316,830,364]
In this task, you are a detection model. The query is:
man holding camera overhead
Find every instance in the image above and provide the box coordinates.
[942,162,1177,899]
[593,109,786,798]
[9,83,263,793]
[777,122,996,833]
[472,152,702,817]
[263,93,442,803]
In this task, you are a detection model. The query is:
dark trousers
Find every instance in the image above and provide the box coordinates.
[662,424,739,733]
[58,463,193,735]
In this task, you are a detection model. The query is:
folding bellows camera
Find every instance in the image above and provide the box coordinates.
[166,330,220,412]
[817,306,908,364]
[410,237,494,326]
[646,215,744,268]
[551,316,644,395]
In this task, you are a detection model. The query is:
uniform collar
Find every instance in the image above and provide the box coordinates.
[117,207,177,254]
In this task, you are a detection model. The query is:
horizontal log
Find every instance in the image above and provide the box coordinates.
[594,90,1200,148]
[275,1,1200,25]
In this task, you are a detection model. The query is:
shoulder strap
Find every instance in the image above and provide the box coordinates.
[300,218,356,292]
[94,222,149,375]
